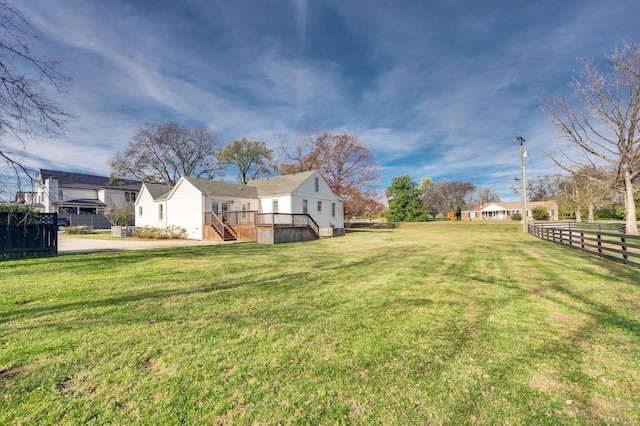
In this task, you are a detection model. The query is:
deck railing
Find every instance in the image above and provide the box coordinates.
[221,211,257,225]
[209,211,319,237]
[528,222,640,268]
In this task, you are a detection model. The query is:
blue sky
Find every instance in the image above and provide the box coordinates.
[3,0,640,200]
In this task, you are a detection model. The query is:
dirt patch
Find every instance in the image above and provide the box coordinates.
[1,365,28,388]
[138,358,157,371]
[55,379,74,391]
[0,364,27,380]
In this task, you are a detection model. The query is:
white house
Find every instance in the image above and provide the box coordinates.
[135,171,345,243]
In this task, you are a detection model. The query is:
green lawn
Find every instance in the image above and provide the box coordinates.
[2,222,639,424]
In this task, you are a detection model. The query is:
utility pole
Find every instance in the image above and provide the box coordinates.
[516,136,527,233]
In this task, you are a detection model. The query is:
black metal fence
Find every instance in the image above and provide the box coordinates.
[1,212,58,260]
[528,222,640,268]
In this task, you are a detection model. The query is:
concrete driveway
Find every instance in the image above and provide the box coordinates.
[58,233,234,254]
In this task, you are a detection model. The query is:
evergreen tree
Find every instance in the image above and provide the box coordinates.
[386,175,428,222]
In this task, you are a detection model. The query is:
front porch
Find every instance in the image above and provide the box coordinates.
[479,210,509,221]
[203,211,320,244]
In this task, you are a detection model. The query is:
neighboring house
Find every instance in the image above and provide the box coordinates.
[135,170,345,243]
[461,200,559,221]
[19,169,141,228]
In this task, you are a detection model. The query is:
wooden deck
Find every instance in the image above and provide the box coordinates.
[203,211,319,244]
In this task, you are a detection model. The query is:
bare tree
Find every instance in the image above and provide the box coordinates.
[277,129,322,175]
[103,198,135,226]
[0,1,71,193]
[217,137,274,184]
[467,186,501,204]
[556,167,616,223]
[421,179,476,218]
[108,122,222,185]
[526,176,558,202]
[544,41,640,234]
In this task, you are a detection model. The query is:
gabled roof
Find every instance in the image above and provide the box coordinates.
[144,183,173,200]
[183,177,258,198]
[462,200,559,211]
[246,170,317,197]
[39,169,141,191]
[480,203,505,212]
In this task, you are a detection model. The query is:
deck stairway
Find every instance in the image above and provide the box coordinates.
[212,224,237,241]
[206,212,237,241]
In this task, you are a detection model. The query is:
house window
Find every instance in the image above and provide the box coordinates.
[125,191,137,202]
[549,209,554,217]
[470,212,477,218]
[138,206,143,217]
[315,177,319,192]
[58,189,63,200]
[159,204,163,220]
[211,202,219,214]
[317,201,322,212]
[302,199,308,214]
[273,200,279,213]
[221,202,228,213]
[331,203,336,217]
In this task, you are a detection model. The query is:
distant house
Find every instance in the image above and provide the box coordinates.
[19,169,141,228]
[460,200,559,221]
[135,170,345,243]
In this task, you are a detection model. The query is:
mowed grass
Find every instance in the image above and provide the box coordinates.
[1,222,639,425]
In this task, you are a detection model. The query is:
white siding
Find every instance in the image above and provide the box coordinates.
[135,185,167,228]
[205,196,256,214]
[166,179,204,240]
[61,187,98,202]
[39,179,57,213]
[100,188,137,206]
[258,196,292,214]
[291,171,344,235]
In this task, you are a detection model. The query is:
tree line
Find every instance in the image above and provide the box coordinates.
[521,172,632,223]
[385,167,634,224]
[385,175,501,222]
[108,123,385,218]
